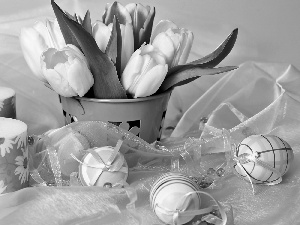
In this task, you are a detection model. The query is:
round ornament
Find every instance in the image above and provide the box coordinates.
[150,172,201,225]
[79,145,128,187]
[234,134,294,184]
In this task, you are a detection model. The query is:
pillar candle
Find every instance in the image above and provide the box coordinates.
[0,117,28,194]
[0,87,16,119]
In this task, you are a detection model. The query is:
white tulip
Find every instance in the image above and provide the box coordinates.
[101,2,134,73]
[151,20,193,68]
[125,3,155,49]
[121,44,168,98]
[41,44,94,97]
[92,21,113,53]
[19,18,65,82]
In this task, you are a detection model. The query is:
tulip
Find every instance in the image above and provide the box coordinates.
[125,3,155,50]
[101,2,134,73]
[121,44,168,98]
[41,44,94,97]
[19,18,66,82]
[92,21,113,53]
[151,20,193,68]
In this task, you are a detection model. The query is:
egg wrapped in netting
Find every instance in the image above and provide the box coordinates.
[28,121,180,186]
[234,134,294,184]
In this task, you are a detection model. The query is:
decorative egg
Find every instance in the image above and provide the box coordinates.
[79,146,128,187]
[150,172,201,225]
[234,134,294,184]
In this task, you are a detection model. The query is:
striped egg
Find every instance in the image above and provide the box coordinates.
[234,134,294,184]
[150,172,201,225]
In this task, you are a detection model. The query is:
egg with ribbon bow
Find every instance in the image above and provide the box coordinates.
[78,140,128,187]
[150,172,202,225]
[234,134,294,184]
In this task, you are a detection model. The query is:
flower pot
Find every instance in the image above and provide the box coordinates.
[60,89,172,143]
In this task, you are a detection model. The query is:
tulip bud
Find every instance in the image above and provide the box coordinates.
[41,44,94,97]
[125,3,155,50]
[102,2,132,25]
[92,21,113,52]
[151,20,193,68]
[19,18,66,82]
[101,1,134,73]
[121,44,168,98]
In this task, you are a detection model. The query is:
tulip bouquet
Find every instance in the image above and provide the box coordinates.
[20,0,238,99]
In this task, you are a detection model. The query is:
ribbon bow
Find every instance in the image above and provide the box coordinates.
[71,140,128,187]
[154,191,227,225]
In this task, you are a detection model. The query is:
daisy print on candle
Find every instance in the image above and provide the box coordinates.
[14,147,29,184]
[14,131,27,149]
[0,137,14,157]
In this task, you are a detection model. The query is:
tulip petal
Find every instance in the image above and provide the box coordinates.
[67,58,93,97]
[126,3,155,50]
[171,29,194,67]
[121,53,143,90]
[138,6,155,48]
[46,19,66,49]
[120,23,134,73]
[152,32,175,67]
[20,27,48,82]
[92,21,112,52]
[150,20,177,43]
[65,44,88,65]
[102,2,132,25]
[133,64,168,98]
[126,3,148,34]
[43,68,77,97]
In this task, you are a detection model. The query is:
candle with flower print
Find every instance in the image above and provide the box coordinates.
[0,117,28,194]
[0,87,16,119]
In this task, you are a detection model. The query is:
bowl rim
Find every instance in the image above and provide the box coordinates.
[73,89,173,103]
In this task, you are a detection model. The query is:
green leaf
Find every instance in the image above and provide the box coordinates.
[82,10,92,35]
[105,16,122,78]
[51,0,127,99]
[167,28,238,76]
[189,28,238,67]
[51,0,80,49]
[158,66,238,92]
